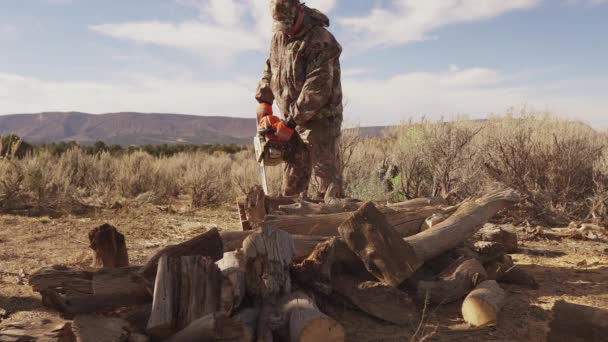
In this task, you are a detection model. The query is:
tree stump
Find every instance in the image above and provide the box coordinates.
[88,224,129,268]
[417,258,487,304]
[461,280,505,327]
[147,255,222,340]
[338,202,422,287]
[140,228,223,279]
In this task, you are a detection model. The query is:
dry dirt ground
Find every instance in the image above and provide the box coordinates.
[0,205,606,341]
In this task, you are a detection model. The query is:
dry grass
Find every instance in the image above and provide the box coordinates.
[1,113,607,225]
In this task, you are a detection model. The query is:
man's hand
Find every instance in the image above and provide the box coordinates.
[257,102,273,121]
[284,115,297,129]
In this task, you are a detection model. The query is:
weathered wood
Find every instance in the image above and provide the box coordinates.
[262,205,451,237]
[473,241,507,263]
[475,225,518,253]
[547,301,608,342]
[291,238,369,295]
[484,255,538,289]
[280,291,345,342]
[386,197,448,209]
[278,200,361,216]
[331,273,418,326]
[0,319,75,342]
[404,190,521,261]
[168,312,252,342]
[29,265,150,316]
[72,314,148,342]
[220,230,328,262]
[217,250,246,315]
[88,223,129,268]
[420,213,449,231]
[147,256,222,339]
[461,280,505,327]
[140,228,223,279]
[233,308,259,340]
[338,202,422,287]
[417,258,487,304]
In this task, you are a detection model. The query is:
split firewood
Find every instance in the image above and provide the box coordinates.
[404,189,521,261]
[331,273,418,326]
[72,314,148,342]
[217,250,246,315]
[484,255,538,289]
[140,228,224,279]
[147,255,222,340]
[280,291,345,342]
[29,265,150,316]
[547,301,608,342]
[242,227,295,342]
[475,225,518,253]
[461,280,505,327]
[261,205,452,237]
[291,238,369,295]
[168,312,252,342]
[88,223,129,268]
[338,201,422,287]
[417,258,487,304]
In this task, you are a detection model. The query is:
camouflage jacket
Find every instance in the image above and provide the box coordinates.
[256,6,343,136]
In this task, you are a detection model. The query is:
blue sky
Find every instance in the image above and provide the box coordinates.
[0,0,607,127]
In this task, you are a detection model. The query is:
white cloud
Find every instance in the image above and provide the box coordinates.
[0,24,16,35]
[338,0,541,48]
[1,67,606,128]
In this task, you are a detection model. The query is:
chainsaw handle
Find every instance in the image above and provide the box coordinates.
[258,127,276,135]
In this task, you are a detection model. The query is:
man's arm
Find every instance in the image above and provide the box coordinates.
[290,33,342,126]
[255,59,275,105]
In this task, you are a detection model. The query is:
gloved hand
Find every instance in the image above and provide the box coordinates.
[284,115,297,129]
[257,102,273,121]
[272,121,295,142]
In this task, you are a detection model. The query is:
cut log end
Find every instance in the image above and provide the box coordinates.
[461,280,505,327]
[298,318,345,342]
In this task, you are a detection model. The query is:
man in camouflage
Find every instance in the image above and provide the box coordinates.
[256,0,344,198]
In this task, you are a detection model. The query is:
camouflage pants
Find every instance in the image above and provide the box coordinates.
[282,117,343,197]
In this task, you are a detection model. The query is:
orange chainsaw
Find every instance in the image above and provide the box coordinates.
[254,115,296,194]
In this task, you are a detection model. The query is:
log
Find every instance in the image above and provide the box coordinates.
[475,225,518,253]
[262,205,452,237]
[473,241,507,263]
[386,197,448,209]
[280,291,345,342]
[461,280,505,327]
[220,230,327,262]
[338,202,422,287]
[147,256,222,339]
[404,190,521,261]
[417,258,487,304]
[29,265,150,316]
[420,213,449,231]
[484,255,538,289]
[547,301,608,342]
[168,312,252,342]
[278,200,361,216]
[140,228,223,279]
[72,314,147,342]
[0,319,75,342]
[331,273,417,326]
[217,250,246,315]
[88,224,129,268]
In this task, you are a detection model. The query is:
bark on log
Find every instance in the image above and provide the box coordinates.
[461,280,505,327]
[217,250,246,315]
[168,312,252,342]
[280,291,345,342]
[88,223,129,268]
[331,273,417,326]
[547,301,608,342]
[29,265,150,316]
[404,190,521,261]
[338,202,422,287]
[417,258,487,304]
[262,205,452,237]
[475,226,518,253]
[147,256,222,339]
[140,228,223,279]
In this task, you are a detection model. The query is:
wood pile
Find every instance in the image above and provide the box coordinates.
[28,187,587,341]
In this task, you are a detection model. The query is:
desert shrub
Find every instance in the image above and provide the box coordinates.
[0,160,24,209]
[115,151,158,199]
[342,138,389,201]
[183,153,233,207]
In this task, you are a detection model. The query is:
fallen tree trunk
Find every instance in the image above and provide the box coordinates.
[262,205,452,237]
[461,280,505,327]
[547,301,608,342]
[88,223,129,268]
[338,202,422,287]
[417,258,487,304]
[168,312,252,342]
[140,228,224,279]
[404,190,521,261]
[280,291,345,342]
[475,226,518,253]
[147,255,222,339]
[29,265,150,316]
[331,273,418,326]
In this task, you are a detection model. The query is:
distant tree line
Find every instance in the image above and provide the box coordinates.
[1,135,247,158]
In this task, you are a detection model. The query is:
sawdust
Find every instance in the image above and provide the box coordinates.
[0,205,606,341]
